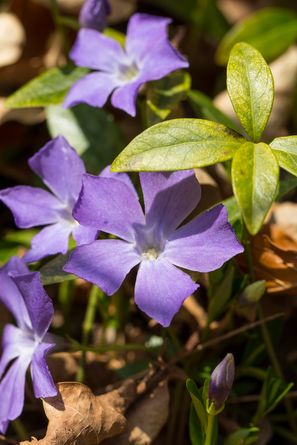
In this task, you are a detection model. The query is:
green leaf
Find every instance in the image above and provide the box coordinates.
[270,136,297,176]
[224,427,259,445]
[189,405,204,445]
[40,253,75,285]
[111,119,245,172]
[186,379,208,433]
[223,196,240,225]
[5,65,88,108]
[255,368,294,421]
[216,8,297,65]
[145,71,191,126]
[238,280,266,306]
[231,142,279,234]
[46,104,124,173]
[277,175,297,199]
[227,42,274,142]
[188,90,242,133]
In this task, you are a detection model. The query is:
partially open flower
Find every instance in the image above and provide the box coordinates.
[208,353,235,412]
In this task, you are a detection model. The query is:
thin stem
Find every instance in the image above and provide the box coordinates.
[242,223,255,281]
[76,285,103,382]
[205,414,215,445]
[258,305,297,433]
[50,0,70,53]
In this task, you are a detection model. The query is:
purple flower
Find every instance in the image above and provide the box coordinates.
[0,136,98,262]
[64,170,243,326]
[208,353,235,410]
[0,257,57,433]
[79,0,111,31]
[64,13,189,116]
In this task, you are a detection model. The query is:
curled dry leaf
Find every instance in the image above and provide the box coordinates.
[0,13,25,68]
[103,381,169,445]
[21,381,131,445]
[250,224,297,294]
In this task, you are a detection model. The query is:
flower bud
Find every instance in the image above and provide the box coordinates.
[79,0,111,32]
[208,353,235,411]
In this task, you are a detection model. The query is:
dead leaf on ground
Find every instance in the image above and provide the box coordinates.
[21,381,133,445]
[0,13,25,68]
[103,381,169,445]
[250,224,297,294]
[272,202,297,243]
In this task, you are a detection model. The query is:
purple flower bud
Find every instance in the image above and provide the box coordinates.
[208,353,235,409]
[79,0,111,32]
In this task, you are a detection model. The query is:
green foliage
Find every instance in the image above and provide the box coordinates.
[145,71,191,126]
[227,42,274,142]
[254,368,294,423]
[188,90,241,133]
[46,104,124,173]
[231,142,279,234]
[40,253,75,285]
[224,427,259,445]
[5,66,88,108]
[238,280,266,306]
[270,136,297,176]
[111,119,244,171]
[208,264,234,323]
[216,8,297,65]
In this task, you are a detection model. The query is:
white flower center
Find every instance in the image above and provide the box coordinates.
[141,247,159,261]
[117,60,139,83]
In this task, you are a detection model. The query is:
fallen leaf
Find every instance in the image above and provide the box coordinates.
[103,381,169,445]
[21,382,130,445]
[250,225,297,294]
[272,202,297,243]
[0,13,25,68]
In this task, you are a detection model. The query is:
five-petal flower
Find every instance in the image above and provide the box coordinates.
[0,257,57,433]
[0,135,98,262]
[64,170,243,326]
[64,13,189,116]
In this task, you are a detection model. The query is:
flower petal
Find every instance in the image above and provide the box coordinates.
[135,258,198,327]
[0,420,9,434]
[0,186,62,228]
[0,354,32,426]
[111,79,143,116]
[73,174,144,242]
[69,28,125,71]
[72,224,98,246]
[29,136,85,207]
[64,239,140,294]
[140,170,201,236]
[79,0,111,31]
[126,13,172,63]
[0,325,32,379]
[99,165,138,198]
[31,342,57,398]
[140,39,189,82]
[165,204,244,272]
[12,272,54,339]
[64,72,118,109]
[23,222,73,263]
[0,257,31,329]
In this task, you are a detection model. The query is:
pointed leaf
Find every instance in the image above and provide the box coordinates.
[216,8,297,65]
[186,379,208,433]
[227,42,274,142]
[270,136,297,176]
[5,65,88,108]
[111,119,245,172]
[231,142,279,234]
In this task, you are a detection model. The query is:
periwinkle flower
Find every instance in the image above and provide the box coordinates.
[64,13,189,116]
[0,136,98,262]
[208,353,235,411]
[0,257,57,433]
[79,0,111,31]
[64,170,243,326]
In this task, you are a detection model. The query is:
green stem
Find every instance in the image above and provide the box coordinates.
[11,419,28,441]
[205,414,215,445]
[50,0,70,53]
[242,224,255,282]
[76,285,103,382]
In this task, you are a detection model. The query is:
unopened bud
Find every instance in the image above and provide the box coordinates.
[208,353,235,412]
[79,0,111,32]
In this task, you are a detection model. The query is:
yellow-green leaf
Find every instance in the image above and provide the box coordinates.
[270,136,297,176]
[231,142,279,234]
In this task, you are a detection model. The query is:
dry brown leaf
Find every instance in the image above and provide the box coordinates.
[272,202,297,243]
[21,382,130,445]
[0,13,25,68]
[250,225,297,294]
[103,381,169,445]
